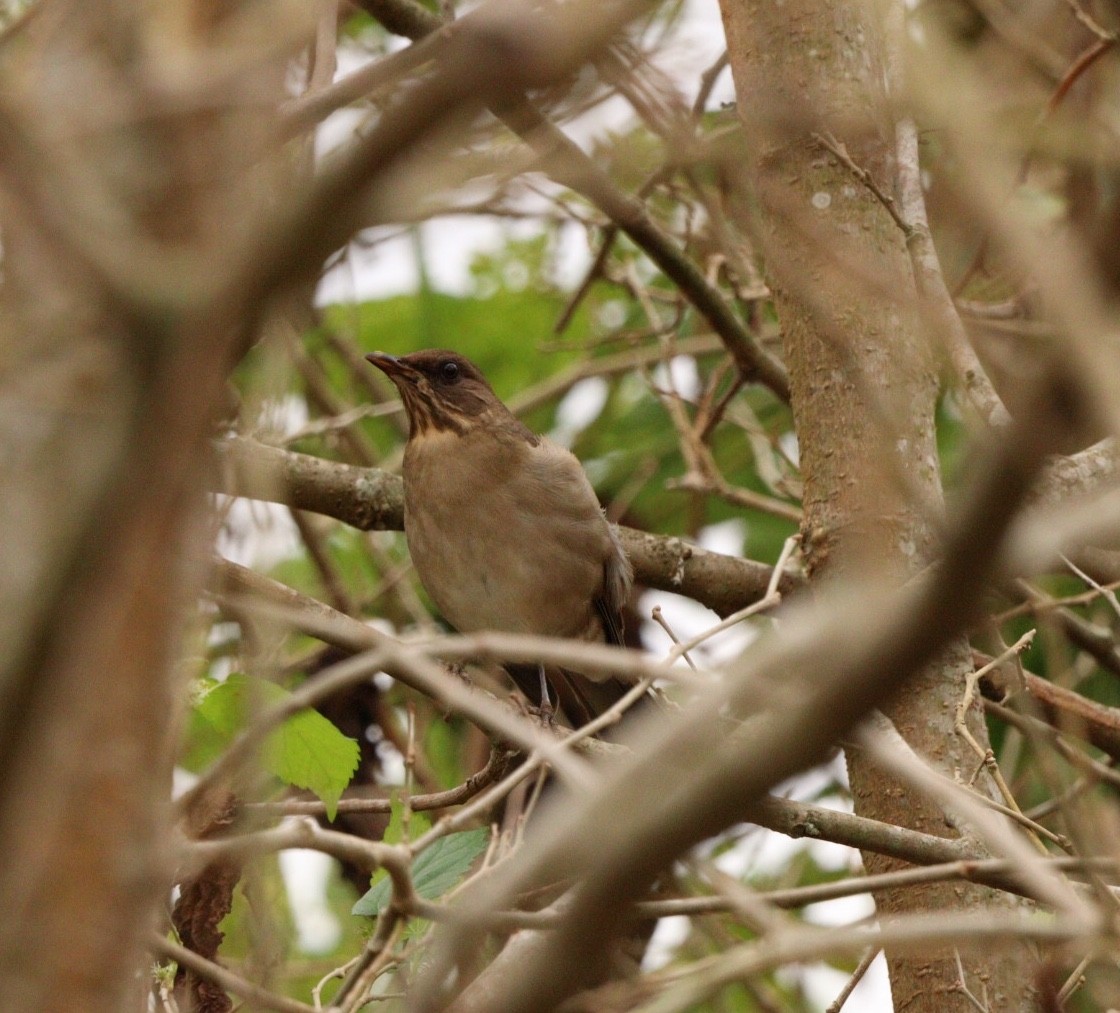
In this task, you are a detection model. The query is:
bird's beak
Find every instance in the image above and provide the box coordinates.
[366,352,409,380]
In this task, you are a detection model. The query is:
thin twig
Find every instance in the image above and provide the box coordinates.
[407,752,545,856]
[691,50,729,118]
[953,948,990,1012]
[362,0,792,400]
[666,592,781,665]
[150,933,319,1013]
[882,7,1012,429]
[633,909,1093,1013]
[859,717,1084,913]
[825,948,879,1012]
[1060,0,1116,43]
[1062,553,1120,620]
[985,700,1120,793]
[954,630,1046,854]
[812,131,912,238]
[245,748,510,817]
[766,536,799,600]
[651,606,698,672]
[707,855,1117,915]
[1057,952,1092,1004]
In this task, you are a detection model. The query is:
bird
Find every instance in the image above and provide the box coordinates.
[366,348,638,728]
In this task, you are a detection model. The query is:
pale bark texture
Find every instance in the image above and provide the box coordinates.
[719,0,1037,1008]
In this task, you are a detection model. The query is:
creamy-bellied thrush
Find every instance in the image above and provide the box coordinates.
[367,349,636,727]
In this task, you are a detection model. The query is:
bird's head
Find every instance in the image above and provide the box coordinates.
[365,349,503,438]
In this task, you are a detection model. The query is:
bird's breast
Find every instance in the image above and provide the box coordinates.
[402,429,611,640]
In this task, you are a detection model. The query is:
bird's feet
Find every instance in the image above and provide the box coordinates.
[534,664,557,729]
[534,698,557,730]
[514,694,558,730]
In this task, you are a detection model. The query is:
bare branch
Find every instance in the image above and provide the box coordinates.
[214,437,802,615]
[245,748,512,817]
[150,933,319,1013]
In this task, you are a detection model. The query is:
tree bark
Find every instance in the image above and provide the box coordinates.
[718,0,1037,1008]
[0,3,288,1007]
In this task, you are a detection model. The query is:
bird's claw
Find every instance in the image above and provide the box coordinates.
[536,699,557,729]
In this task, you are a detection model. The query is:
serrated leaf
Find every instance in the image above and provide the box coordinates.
[196,674,359,820]
[352,827,489,917]
[411,827,489,898]
[353,794,433,916]
[264,709,359,822]
[352,877,392,918]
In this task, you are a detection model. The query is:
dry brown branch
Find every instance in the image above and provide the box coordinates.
[978,649,1120,762]
[985,699,1120,792]
[279,38,426,140]
[1034,439,1120,507]
[857,715,1085,914]
[213,556,703,691]
[954,631,1041,843]
[641,855,1119,917]
[204,561,614,793]
[881,8,1013,431]
[826,949,879,1013]
[181,820,411,887]
[751,796,968,867]
[507,334,727,415]
[630,909,1094,1013]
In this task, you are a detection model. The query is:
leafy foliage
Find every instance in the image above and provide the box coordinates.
[195,674,360,820]
[353,827,490,917]
[353,794,488,916]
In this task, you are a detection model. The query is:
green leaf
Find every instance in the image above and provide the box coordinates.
[351,875,390,919]
[264,710,359,822]
[352,827,489,917]
[180,678,232,772]
[353,794,431,916]
[196,674,359,820]
[425,717,464,790]
[410,827,488,899]
[381,791,433,846]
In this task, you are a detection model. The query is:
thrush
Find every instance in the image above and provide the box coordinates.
[367,349,637,728]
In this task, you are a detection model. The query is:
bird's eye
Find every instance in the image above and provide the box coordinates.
[439,360,460,383]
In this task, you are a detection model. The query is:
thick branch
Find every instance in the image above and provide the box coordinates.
[214,437,800,615]
[751,796,967,867]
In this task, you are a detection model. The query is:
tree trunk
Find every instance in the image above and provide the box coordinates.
[0,3,287,1007]
[718,0,1037,1007]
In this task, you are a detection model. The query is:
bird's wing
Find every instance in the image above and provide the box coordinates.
[595,519,633,647]
[595,593,625,647]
